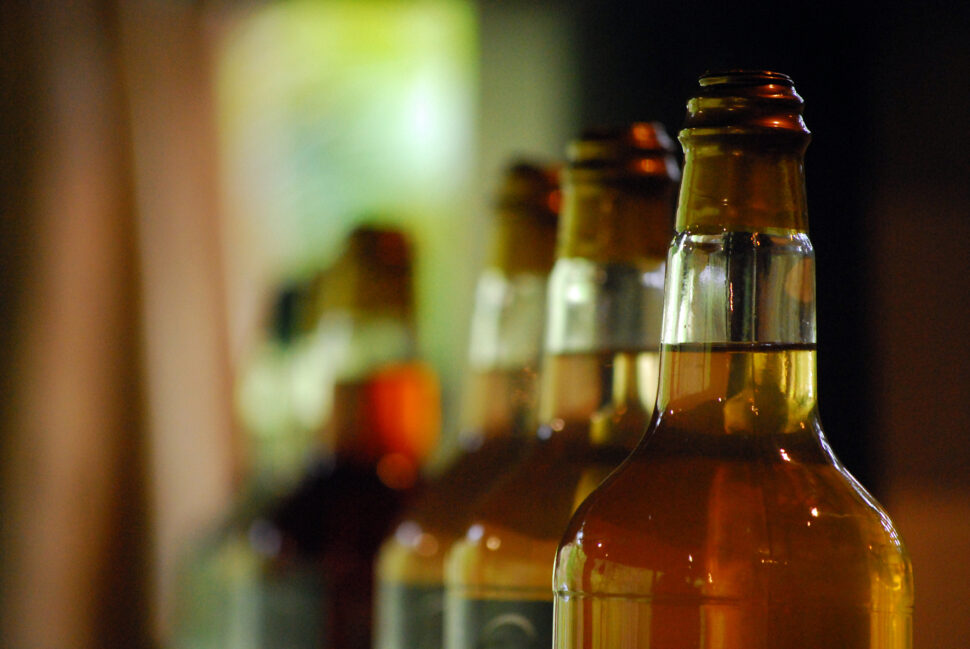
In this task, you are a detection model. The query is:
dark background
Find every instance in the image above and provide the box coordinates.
[563,0,970,496]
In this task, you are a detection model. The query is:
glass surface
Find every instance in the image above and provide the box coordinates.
[467,269,549,372]
[374,157,560,649]
[442,124,677,649]
[377,367,541,586]
[445,349,659,643]
[546,258,666,355]
[662,231,815,346]
[376,263,550,649]
[263,361,439,649]
[249,225,439,649]
[554,344,912,649]
[553,85,913,649]
[375,418,532,649]
[173,285,327,649]
[442,232,669,649]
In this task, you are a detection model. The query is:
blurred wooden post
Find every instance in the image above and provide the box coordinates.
[1,1,238,647]
[118,0,239,642]
[0,1,153,647]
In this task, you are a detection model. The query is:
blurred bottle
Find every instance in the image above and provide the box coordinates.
[255,226,441,649]
[444,125,679,649]
[553,71,913,648]
[172,277,329,649]
[374,162,560,649]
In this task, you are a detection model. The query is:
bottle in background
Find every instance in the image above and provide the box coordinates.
[444,124,679,649]
[374,161,560,649]
[256,226,441,649]
[172,277,328,649]
[553,71,913,648]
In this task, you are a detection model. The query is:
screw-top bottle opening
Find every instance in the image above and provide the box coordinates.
[567,122,680,183]
[496,160,560,221]
[558,123,679,260]
[676,70,811,232]
[699,69,795,88]
[682,69,810,148]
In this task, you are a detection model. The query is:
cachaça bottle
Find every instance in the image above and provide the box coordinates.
[254,226,441,649]
[553,71,913,649]
[444,124,679,649]
[374,162,560,649]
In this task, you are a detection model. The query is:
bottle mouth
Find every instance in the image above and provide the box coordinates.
[681,70,810,146]
[567,122,681,183]
[329,226,414,316]
[495,160,560,221]
[700,69,795,89]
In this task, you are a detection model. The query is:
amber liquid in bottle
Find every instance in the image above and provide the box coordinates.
[445,124,679,649]
[553,71,913,649]
[375,163,559,649]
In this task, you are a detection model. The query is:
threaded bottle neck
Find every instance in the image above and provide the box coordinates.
[678,71,810,234]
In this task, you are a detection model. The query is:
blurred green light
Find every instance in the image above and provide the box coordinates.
[218,0,476,271]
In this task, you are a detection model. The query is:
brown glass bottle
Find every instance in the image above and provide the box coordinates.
[444,125,679,649]
[554,71,913,649]
[254,226,440,649]
[374,162,560,649]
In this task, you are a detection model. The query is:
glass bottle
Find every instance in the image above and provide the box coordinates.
[171,278,325,649]
[255,226,441,649]
[553,71,913,649]
[374,162,560,649]
[444,124,679,649]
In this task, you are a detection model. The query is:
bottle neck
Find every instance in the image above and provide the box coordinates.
[459,265,548,443]
[458,201,558,444]
[559,178,674,261]
[539,181,670,445]
[489,207,558,275]
[322,309,438,478]
[676,141,807,232]
[324,309,417,382]
[656,139,817,430]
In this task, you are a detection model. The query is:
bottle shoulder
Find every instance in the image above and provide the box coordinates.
[403,435,533,526]
[447,429,634,580]
[555,443,912,607]
[377,435,534,583]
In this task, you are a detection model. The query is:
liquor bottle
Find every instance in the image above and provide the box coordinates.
[255,226,441,649]
[235,278,332,504]
[553,71,913,648]
[374,162,559,649]
[172,278,326,649]
[444,124,679,649]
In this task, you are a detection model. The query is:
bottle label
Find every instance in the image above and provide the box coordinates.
[447,598,553,649]
[375,582,444,649]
